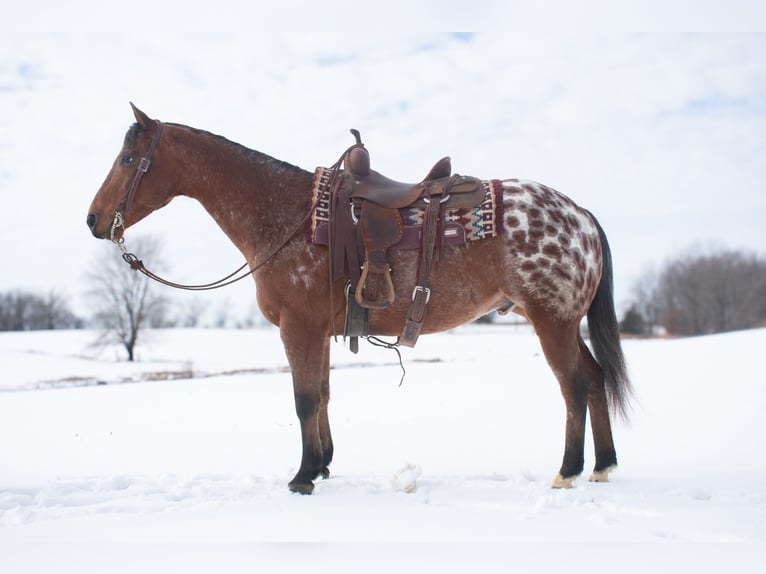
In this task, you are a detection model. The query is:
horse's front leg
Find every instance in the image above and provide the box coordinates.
[281,321,332,494]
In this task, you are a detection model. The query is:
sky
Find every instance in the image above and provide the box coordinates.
[2,2,766,321]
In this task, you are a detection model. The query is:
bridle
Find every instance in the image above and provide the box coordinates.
[110,120,164,243]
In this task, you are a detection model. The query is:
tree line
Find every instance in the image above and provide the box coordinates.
[0,290,81,331]
[620,247,766,336]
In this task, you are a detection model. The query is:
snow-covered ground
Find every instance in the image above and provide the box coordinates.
[1,325,765,571]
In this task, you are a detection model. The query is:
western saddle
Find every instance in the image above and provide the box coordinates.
[327,130,485,349]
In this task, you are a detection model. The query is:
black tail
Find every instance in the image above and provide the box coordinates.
[586,212,633,420]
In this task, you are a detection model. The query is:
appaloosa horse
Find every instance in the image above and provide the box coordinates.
[87,104,631,494]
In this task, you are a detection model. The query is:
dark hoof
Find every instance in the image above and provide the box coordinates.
[288,480,315,495]
[320,467,331,480]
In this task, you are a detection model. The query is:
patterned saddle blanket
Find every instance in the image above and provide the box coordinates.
[308,167,504,250]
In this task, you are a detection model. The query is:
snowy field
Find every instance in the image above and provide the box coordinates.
[1,324,765,571]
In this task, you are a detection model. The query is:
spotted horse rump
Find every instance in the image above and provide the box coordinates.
[499,179,603,322]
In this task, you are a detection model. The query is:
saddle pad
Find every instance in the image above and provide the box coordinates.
[308,167,504,249]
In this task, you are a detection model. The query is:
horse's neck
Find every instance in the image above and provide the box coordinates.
[178,132,312,260]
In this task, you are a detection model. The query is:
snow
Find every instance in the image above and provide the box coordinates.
[1,325,765,571]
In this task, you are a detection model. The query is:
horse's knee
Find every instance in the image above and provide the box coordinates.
[294,390,320,420]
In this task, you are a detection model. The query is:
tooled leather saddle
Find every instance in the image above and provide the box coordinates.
[326,130,485,349]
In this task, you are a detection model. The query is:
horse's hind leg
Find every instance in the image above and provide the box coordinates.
[579,337,618,482]
[529,316,590,488]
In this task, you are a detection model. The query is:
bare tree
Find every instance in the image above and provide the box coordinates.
[85,236,171,360]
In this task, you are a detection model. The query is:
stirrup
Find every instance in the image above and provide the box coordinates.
[355,262,395,309]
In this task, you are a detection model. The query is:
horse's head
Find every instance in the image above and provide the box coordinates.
[86,103,176,240]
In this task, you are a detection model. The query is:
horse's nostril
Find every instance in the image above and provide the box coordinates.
[86,213,97,230]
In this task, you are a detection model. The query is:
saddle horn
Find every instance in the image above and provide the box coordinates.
[346,129,369,176]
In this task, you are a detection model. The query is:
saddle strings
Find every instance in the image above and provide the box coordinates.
[364,336,406,386]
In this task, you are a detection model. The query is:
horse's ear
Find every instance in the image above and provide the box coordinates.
[129,102,152,128]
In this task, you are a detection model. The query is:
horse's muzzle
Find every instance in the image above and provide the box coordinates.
[86,213,106,239]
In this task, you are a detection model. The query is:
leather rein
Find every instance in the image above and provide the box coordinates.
[110,120,351,291]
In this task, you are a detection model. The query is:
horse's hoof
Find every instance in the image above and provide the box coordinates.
[551,473,578,489]
[320,467,331,480]
[288,481,315,495]
[589,465,616,483]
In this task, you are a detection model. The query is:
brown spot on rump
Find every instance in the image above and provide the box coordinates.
[506,215,521,228]
[524,243,540,257]
[522,183,538,195]
[520,260,538,272]
[590,235,601,255]
[542,243,562,261]
[511,229,539,257]
[573,250,585,269]
[532,194,554,209]
[567,214,582,230]
[544,224,558,236]
[528,227,545,243]
[511,229,526,245]
[536,256,551,268]
[551,264,572,281]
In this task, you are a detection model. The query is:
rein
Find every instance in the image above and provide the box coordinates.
[114,206,319,291]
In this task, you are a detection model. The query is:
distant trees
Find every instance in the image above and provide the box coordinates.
[86,236,171,361]
[0,290,81,331]
[621,247,766,336]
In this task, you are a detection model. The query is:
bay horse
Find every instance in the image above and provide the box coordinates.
[86,104,631,494]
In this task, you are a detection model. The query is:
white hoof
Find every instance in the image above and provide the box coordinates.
[589,465,616,483]
[551,473,578,489]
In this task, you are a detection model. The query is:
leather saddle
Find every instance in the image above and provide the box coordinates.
[329,129,485,347]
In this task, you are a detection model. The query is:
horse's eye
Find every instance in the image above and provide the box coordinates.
[121,155,134,165]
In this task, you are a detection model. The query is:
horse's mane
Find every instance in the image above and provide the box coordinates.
[123,121,307,175]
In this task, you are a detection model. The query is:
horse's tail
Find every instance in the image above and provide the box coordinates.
[586,212,633,420]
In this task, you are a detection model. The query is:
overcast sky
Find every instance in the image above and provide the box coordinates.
[2,3,765,322]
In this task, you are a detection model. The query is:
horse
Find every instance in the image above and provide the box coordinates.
[86,104,632,494]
